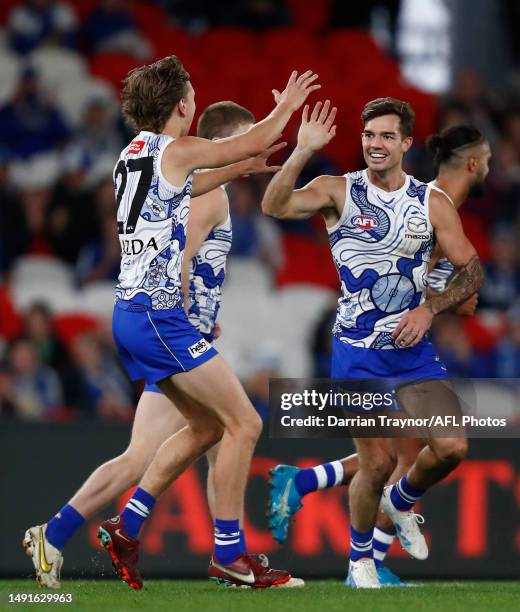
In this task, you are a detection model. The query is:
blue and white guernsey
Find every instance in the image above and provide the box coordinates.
[188,196,232,337]
[114,131,192,310]
[329,169,435,350]
[426,182,455,292]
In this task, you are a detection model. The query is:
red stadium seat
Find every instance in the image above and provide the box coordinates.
[262,28,318,59]
[196,28,258,57]
[286,0,331,33]
[276,233,338,290]
[53,313,101,349]
[326,29,382,63]
[0,0,21,26]
[133,0,169,37]
[151,27,193,62]
[89,52,141,91]
[63,0,97,22]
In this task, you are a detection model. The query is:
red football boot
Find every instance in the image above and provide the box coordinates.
[97,517,143,590]
[209,553,292,588]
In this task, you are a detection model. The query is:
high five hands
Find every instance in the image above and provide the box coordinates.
[297,100,337,152]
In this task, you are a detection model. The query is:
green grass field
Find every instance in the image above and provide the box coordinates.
[1,580,519,612]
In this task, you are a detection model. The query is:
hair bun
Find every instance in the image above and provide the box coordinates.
[426,134,444,155]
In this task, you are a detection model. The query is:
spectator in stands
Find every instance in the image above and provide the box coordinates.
[0,65,70,160]
[228,178,282,271]
[479,227,520,310]
[76,212,120,285]
[84,0,151,58]
[1,186,55,269]
[6,338,64,420]
[62,97,123,185]
[48,157,98,264]
[23,301,83,409]
[7,0,77,55]
[432,316,495,377]
[491,136,520,223]
[237,0,290,29]
[495,307,520,377]
[70,333,133,419]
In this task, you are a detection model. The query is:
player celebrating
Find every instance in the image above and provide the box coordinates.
[261,98,484,588]
[23,55,320,590]
[267,124,491,586]
[22,100,291,589]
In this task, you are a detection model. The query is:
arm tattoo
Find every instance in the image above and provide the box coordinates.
[424,255,484,315]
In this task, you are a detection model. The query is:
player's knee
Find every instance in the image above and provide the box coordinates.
[237,409,263,445]
[194,421,224,450]
[435,439,468,468]
[364,452,395,485]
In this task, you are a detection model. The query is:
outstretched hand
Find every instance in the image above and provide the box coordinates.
[244,141,287,175]
[272,70,321,112]
[296,100,337,152]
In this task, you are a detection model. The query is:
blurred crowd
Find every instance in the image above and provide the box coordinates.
[1,0,520,421]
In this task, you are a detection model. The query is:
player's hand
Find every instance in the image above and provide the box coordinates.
[392,304,434,348]
[244,141,287,175]
[272,70,321,112]
[454,293,478,316]
[296,100,337,152]
[213,321,222,339]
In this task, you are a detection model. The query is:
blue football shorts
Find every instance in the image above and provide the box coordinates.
[331,336,448,412]
[142,328,215,394]
[113,299,217,386]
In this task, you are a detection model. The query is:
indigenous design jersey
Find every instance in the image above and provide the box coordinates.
[329,169,435,349]
[114,131,192,310]
[426,182,455,292]
[188,193,232,337]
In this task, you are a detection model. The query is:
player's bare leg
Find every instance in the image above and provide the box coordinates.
[138,356,261,514]
[381,380,466,560]
[344,437,395,588]
[22,391,184,589]
[102,355,293,588]
[70,392,186,517]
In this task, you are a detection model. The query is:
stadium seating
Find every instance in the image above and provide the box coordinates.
[30,47,88,92]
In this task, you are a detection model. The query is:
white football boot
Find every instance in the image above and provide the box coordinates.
[23,524,63,588]
[346,558,381,589]
[381,486,428,560]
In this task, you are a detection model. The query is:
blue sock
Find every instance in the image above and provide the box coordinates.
[239,529,247,554]
[120,487,155,539]
[372,527,395,568]
[45,504,85,551]
[350,526,373,562]
[214,518,242,564]
[294,461,344,496]
[390,476,425,511]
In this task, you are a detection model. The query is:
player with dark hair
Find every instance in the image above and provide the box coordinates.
[22,53,320,590]
[266,123,491,586]
[262,98,485,588]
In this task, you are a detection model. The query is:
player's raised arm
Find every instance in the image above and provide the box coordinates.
[261,101,338,219]
[393,190,484,347]
[167,71,321,177]
[190,142,286,197]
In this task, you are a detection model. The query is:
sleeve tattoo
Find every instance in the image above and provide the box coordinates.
[424,255,484,315]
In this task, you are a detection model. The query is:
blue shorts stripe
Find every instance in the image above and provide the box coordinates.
[146,311,185,372]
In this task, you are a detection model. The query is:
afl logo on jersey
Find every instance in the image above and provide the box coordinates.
[128,140,145,155]
[353,215,379,230]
